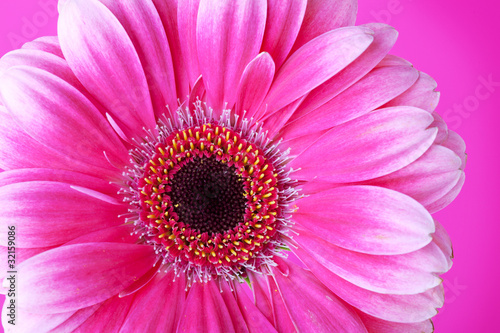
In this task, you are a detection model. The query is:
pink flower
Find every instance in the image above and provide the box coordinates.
[0,0,465,332]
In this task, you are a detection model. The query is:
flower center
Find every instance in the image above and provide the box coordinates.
[124,107,298,283]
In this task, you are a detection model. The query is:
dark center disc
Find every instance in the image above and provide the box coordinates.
[168,156,247,235]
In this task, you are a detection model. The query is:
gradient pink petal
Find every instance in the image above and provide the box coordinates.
[16,242,156,314]
[177,279,236,332]
[271,259,368,332]
[97,0,179,117]
[0,181,127,248]
[58,0,157,140]
[261,0,307,69]
[293,185,435,255]
[196,0,267,113]
[120,271,186,332]
[259,26,374,118]
[289,106,437,183]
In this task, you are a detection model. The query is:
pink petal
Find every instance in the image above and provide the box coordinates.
[260,26,374,118]
[2,304,101,333]
[65,225,138,246]
[430,111,449,144]
[291,0,358,52]
[272,259,368,332]
[120,270,186,332]
[426,172,466,213]
[0,168,121,197]
[268,277,297,332]
[21,36,64,58]
[384,71,440,113]
[96,0,179,117]
[72,296,134,333]
[235,52,275,119]
[248,271,274,325]
[293,185,435,255]
[219,282,250,333]
[196,0,267,113]
[293,226,448,295]
[293,245,445,323]
[16,242,156,314]
[280,62,418,140]
[357,311,434,333]
[441,129,467,169]
[376,54,412,68]
[188,75,206,109]
[261,0,307,69]
[0,111,89,173]
[364,144,463,209]
[233,282,277,333]
[152,0,190,98]
[0,246,50,282]
[263,93,308,139]
[177,0,202,87]
[289,106,437,183]
[0,66,129,180]
[0,181,127,248]
[177,279,236,332]
[288,23,399,124]
[433,219,454,270]
[58,0,157,140]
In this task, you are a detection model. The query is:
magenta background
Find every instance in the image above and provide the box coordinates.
[0,0,499,332]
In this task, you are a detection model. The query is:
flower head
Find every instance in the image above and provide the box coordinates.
[0,0,465,332]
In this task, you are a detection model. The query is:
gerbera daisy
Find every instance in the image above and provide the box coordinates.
[0,0,466,332]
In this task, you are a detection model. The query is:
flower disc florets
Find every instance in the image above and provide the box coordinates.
[122,104,298,284]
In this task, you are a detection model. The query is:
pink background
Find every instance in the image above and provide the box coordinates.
[0,0,498,332]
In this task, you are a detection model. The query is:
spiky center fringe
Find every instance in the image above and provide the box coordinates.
[120,101,300,285]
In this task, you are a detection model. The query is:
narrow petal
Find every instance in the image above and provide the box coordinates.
[280,63,418,140]
[272,259,367,332]
[188,75,206,109]
[291,0,358,52]
[97,0,178,117]
[293,245,445,323]
[292,186,435,255]
[197,0,267,113]
[441,130,467,168]
[152,0,190,98]
[248,271,274,325]
[0,168,121,197]
[261,0,307,69]
[235,52,275,119]
[288,23,399,124]
[263,94,308,139]
[268,277,297,332]
[120,270,186,332]
[72,296,134,333]
[219,282,250,333]
[0,66,129,179]
[65,225,138,246]
[433,219,454,270]
[233,282,277,333]
[21,36,64,58]
[177,279,236,332]
[16,242,156,314]
[0,111,90,173]
[384,71,440,113]
[293,226,448,295]
[364,144,463,209]
[3,304,101,333]
[259,27,374,119]
[427,172,465,213]
[357,312,434,333]
[177,0,201,87]
[0,181,127,248]
[59,0,157,140]
[289,106,437,183]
